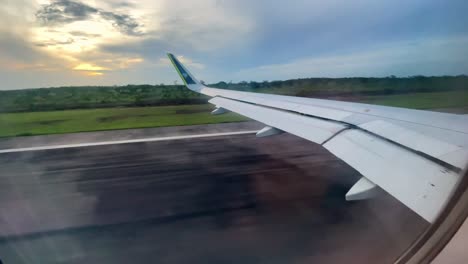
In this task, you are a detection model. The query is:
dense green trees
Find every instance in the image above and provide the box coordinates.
[211,75,468,97]
[1,76,467,113]
[0,85,208,113]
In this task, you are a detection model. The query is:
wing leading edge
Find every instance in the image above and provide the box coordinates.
[168,53,468,223]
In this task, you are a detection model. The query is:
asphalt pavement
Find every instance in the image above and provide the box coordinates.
[0,123,428,263]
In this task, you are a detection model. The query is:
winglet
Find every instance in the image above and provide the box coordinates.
[167,53,200,86]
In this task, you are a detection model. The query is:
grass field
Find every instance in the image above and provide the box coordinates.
[0,90,467,138]
[0,104,247,137]
[363,90,468,109]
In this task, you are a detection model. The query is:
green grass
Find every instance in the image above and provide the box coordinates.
[1,90,468,138]
[363,90,468,109]
[0,104,247,137]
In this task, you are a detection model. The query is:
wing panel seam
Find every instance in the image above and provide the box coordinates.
[214,95,462,173]
[321,127,352,146]
[203,87,468,135]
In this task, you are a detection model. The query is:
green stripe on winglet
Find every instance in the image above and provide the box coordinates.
[167,53,196,85]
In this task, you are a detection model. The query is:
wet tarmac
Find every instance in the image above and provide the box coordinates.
[0,123,428,263]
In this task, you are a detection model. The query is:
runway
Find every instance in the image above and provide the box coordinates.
[0,123,428,263]
[0,130,258,153]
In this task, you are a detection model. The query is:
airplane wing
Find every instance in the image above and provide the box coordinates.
[167,53,468,223]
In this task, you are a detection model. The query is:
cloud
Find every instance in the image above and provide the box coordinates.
[106,1,137,9]
[99,0,254,59]
[158,55,204,70]
[114,57,144,69]
[1,0,468,89]
[34,38,74,47]
[36,0,98,24]
[234,37,468,81]
[99,11,142,36]
[86,71,103,76]
[0,31,65,71]
[35,0,143,36]
[0,32,43,63]
[68,31,101,38]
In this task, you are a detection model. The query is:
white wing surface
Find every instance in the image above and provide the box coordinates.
[168,53,468,223]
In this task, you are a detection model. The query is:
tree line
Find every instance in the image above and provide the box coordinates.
[0,76,467,113]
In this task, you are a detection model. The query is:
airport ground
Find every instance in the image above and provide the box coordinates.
[0,122,429,263]
[1,89,467,138]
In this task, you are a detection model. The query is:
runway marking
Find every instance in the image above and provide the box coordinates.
[0,130,258,154]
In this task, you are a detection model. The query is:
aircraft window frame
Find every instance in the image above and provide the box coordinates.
[396,168,468,263]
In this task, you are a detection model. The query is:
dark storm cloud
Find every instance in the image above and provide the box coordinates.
[35,0,142,36]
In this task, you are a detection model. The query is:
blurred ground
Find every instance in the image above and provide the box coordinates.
[0,122,260,150]
[0,123,428,263]
[1,90,467,138]
[0,104,247,137]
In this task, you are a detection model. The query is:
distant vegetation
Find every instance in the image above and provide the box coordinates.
[1,76,468,137]
[210,75,468,97]
[0,85,208,113]
[1,76,467,113]
[0,105,247,137]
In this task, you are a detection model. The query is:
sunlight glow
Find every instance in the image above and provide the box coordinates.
[74,63,108,71]
[86,72,104,76]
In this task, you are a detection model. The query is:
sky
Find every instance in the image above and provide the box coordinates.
[0,0,467,90]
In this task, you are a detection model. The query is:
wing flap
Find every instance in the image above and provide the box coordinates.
[323,129,461,222]
[359,120,468,170]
